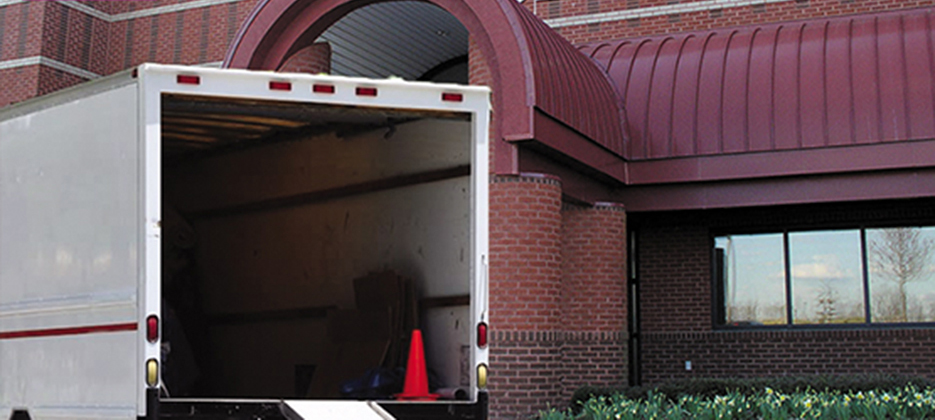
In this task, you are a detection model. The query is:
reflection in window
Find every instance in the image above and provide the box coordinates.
[790,230,864,324]
[716,235,786,325]
[868,227,935,323]
[715,225,935,326]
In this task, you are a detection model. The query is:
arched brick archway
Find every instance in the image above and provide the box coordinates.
[222,0,626,180]
[223,0,536,174]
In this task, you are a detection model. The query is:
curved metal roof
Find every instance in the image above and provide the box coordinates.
[507,1,627,157]
[580,7,935,162]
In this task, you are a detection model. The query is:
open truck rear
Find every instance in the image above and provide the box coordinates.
[0,64,489,420]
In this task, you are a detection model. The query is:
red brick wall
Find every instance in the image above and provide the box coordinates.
[560,203,628,398]
[104,0,258,73]
[0,1,45,61]
[36,65,85,97]
[467,36,500,174]
[488,179,629,419]
[638,226,711,333]
[488,174,564,419]
[0,65,39,107]
[562,203,627,332]
[0,0,260,105]
[636,223,935,385]
[39,2,107,75]
[642,329,935,383]
[490,174,563,332]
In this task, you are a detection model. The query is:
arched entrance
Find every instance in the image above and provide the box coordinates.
[223,0,626,181]
[223,0,536,173]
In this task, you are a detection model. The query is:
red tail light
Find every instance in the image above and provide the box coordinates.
[477,322,488,348]
[146,315,159,343]
[269,81,292,91]
[176,75,200,85]
[442,93,463,102]
[313,84,335,94]
[356,87,378,97]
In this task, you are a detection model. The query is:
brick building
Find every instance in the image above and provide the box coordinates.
[3,0,935,419]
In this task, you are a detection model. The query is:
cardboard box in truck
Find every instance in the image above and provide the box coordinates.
[0,64,490,420]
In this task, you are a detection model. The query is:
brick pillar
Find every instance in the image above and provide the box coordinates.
[468,35,501,173]
[489,174,563,420]
[560,203,628,399]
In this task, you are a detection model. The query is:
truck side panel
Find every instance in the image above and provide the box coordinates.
[0,84,141,419]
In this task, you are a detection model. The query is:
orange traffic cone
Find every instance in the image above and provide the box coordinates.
[396,329,439,401]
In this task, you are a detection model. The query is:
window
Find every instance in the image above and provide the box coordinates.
[715,226,935,326]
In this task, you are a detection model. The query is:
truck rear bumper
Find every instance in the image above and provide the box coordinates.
[155,393,487,420]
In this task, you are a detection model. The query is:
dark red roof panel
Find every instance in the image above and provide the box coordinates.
[579,7,935,161]
[507,1,627,157]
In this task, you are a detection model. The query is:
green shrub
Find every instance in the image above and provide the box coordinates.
[548,382,935,420]
[569,374,935,413]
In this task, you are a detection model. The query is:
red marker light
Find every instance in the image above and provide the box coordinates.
[477,322,488,348]
[176,75,200,85]
[313,84,335,94]
[442,93,463,102]
[269,81,292,91]
[356,87,378,97]
[146,315,159,343]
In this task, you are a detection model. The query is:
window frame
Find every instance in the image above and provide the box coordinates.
[712,223,935,330]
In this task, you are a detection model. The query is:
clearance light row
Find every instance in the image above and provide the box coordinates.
[176,74,465,102]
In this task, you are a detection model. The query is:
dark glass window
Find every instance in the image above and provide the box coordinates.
[715,226,935,326]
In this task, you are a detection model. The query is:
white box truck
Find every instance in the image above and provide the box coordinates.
[0,64,490,420]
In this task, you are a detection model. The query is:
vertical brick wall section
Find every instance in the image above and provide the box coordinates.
[490,174,563,332]
[10,1,44,60]
[36,65,85,96]
[467,36,499,173]
[639,226,711,333]
[489,174,564,419]
[637,224,935,385]
[562,203,627,331]
[488,178,629,419]
[560,203,628,398]
[0,65,39,107]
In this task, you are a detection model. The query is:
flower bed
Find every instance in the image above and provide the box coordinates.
[542,386,935,419]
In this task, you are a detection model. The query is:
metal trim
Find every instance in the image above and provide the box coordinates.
[0,322,137,340]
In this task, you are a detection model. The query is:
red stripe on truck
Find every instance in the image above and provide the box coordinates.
[0,322,138,340]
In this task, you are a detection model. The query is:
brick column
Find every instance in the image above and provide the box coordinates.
[560,203,628,399]
[488,174,563,419]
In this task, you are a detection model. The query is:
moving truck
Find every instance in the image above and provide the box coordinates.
[0,64,490,420]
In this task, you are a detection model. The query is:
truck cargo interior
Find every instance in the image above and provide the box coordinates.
[158,93,475,400]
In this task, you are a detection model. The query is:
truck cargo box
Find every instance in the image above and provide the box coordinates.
[0,64,490,420]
